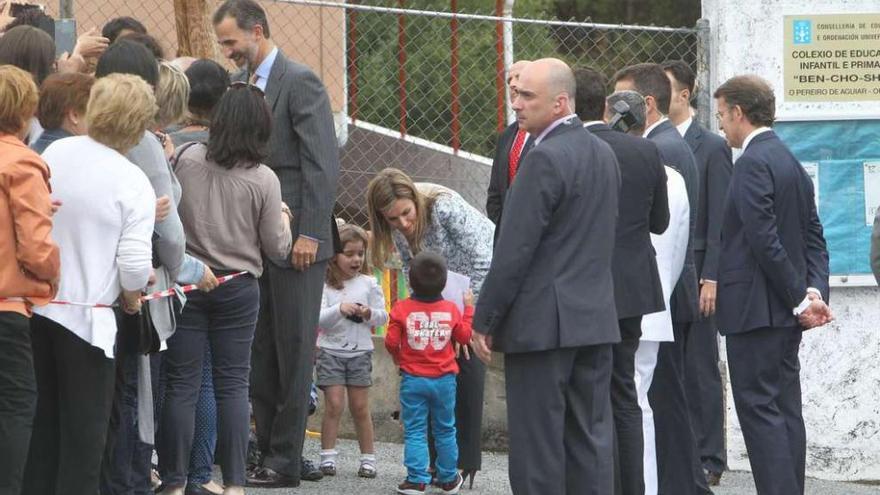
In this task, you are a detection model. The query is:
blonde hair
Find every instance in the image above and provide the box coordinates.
[155,61,191,129]
[366,167,438,268]
[326,223,372,290]
[0,64,39,136]
[87,73,158,153]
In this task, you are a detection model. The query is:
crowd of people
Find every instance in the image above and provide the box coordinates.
[0,1,834,495]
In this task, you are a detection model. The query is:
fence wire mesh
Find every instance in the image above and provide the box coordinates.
[56,0,701,226]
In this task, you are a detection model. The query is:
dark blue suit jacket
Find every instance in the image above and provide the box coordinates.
[474,117,621,353]
[683,121,733,282]
[716,130,829,335]
[647,120,700,323]
[589,123,668,319]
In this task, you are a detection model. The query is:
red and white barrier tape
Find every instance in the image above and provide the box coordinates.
[1,271,247,308]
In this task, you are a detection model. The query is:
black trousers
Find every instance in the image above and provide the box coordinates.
[684,314,727,474]
[612,316,645,495]
[100,350,154,495]
[0,311,37,495]
[250,260,327,480]
[685,251,726,474]
[648,322,710,495]
[23,314,116,495]
[160,275,259,487]
[429,350,486,471]
[505,345,614,495]
[727,326,805,495]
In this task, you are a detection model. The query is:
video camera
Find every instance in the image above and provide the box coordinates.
[608,100,641,134]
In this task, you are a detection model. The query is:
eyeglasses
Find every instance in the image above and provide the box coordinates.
[229,81,265,96]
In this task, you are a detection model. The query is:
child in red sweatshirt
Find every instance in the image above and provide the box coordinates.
[384,251,473,495]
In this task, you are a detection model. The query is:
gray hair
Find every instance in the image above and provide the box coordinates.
[606,90,647,134]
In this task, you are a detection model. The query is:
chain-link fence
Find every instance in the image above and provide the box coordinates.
[50,0,703,225]
[280,1,703,224]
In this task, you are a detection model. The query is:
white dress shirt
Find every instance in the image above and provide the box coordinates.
[36,136,156,358]
[641,166,690,342]
[675,116,693,137]
[251,46,279,92]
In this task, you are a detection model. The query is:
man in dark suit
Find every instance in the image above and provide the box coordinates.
[613,63,709,495]
[663,60,733,486]
[715,75,831,495]
[213,0,340,487]
[472,58,621,495]
[486,59,531,240]
[575,66,669,495]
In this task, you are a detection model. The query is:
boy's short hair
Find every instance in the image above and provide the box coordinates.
[409,251,447,298]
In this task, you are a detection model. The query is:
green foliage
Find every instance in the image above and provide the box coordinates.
[349,0,698,158]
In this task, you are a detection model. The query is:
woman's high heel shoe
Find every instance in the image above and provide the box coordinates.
[460,469,478,489]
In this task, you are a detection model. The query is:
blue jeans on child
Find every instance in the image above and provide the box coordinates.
[400,372,458,484]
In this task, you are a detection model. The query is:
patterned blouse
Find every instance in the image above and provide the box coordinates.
[392,183,495,299]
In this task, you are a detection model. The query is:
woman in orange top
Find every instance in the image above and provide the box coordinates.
[0,64,61,495]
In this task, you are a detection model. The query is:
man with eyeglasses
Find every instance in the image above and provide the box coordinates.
[714,74,830,495]
[213,0,340,488]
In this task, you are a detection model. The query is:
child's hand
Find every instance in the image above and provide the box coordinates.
[357,303,372,321]
[339,302,359,316]
[463,289,474,307]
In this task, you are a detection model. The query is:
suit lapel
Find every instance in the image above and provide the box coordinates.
[684,120,703,153]
[265,51,287,111]
[536,116,583,146]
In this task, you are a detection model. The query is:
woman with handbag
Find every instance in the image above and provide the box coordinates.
[157,83,292,495]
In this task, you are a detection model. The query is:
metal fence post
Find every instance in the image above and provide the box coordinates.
[59,0,73,19]
[695,18,712,131]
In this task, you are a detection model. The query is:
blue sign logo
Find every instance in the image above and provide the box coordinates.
[793,20,812,44]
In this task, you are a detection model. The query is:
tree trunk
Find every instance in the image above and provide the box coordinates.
[173,0,220,60]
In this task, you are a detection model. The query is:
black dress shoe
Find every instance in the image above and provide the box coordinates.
[706,470,722,486]
[245,466,300,488]
[300,458,324,482]
[184,483,223,495]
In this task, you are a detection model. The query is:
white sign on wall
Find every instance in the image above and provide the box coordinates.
[863,161,880,225]
[802,161,819,208]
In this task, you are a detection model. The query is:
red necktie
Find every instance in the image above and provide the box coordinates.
[508,129,527,185]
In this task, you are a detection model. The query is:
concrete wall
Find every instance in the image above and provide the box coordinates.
[703,0,880,481]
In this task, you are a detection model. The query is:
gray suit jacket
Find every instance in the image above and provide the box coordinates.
[683,120,733,282]
[247,50,340,263]
[473,117,621,353]
[648,120,700,323]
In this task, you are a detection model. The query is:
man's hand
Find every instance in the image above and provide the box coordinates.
[72,28,109,60]
[197,265,219,292]
[798,299,834,330]
[155,195,171,223]
[290,236,318,271]
[121,290,142,315]
[699,280,717,317]
[471,332,493,364]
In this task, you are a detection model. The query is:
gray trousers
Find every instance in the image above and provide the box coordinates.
[505,345,614,495]
[251,259,327,480]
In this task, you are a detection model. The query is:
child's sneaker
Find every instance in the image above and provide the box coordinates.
[358,454,377,478]
[437,473,464,495]
[319,449,337,476]
[396,480,427,494]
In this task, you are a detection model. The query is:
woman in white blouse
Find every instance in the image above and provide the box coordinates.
[23,73,158,495]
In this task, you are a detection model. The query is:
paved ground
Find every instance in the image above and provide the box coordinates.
[242,437,880,494]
